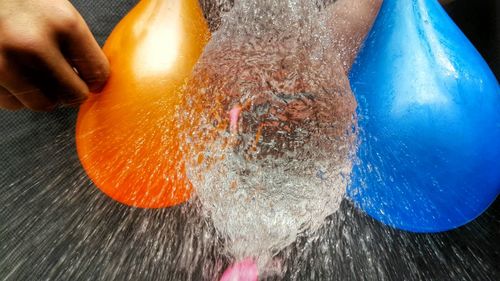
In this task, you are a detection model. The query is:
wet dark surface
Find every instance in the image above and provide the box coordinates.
[1,1,498,280]
[443,0,498,79]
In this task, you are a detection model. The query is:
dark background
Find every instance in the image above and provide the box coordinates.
[444,0,499,79]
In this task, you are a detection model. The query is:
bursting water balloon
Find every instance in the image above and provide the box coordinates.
[75,0,210,208]
[348,0,500,232]
[181,0,381,273]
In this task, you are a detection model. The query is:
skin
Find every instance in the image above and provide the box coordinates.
[0,0,109,111]
[329,0,385,73]
[0,0,455,112]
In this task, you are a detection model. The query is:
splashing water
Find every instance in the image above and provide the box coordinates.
[181,0,357,269]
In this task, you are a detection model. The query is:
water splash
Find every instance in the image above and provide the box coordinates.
[181,0,357,269]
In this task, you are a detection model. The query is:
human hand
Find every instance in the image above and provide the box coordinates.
[0,0,109,111]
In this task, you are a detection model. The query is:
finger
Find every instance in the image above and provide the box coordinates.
[41,47,91,106]
[0,86,24,111]
[2,45,89,108]
[0,40,56,111]
[57,9,109,93]
[327,0,383,72]
[1,75,55,112]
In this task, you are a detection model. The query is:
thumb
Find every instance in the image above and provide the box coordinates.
[58,9,110,93]
[327,0,383,72]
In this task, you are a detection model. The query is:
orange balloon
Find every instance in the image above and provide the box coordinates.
[76,0,210,208]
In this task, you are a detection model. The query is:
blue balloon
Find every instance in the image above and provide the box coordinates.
[347,0,500,232]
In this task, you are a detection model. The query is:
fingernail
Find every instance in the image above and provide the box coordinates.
[88,81,107,93]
